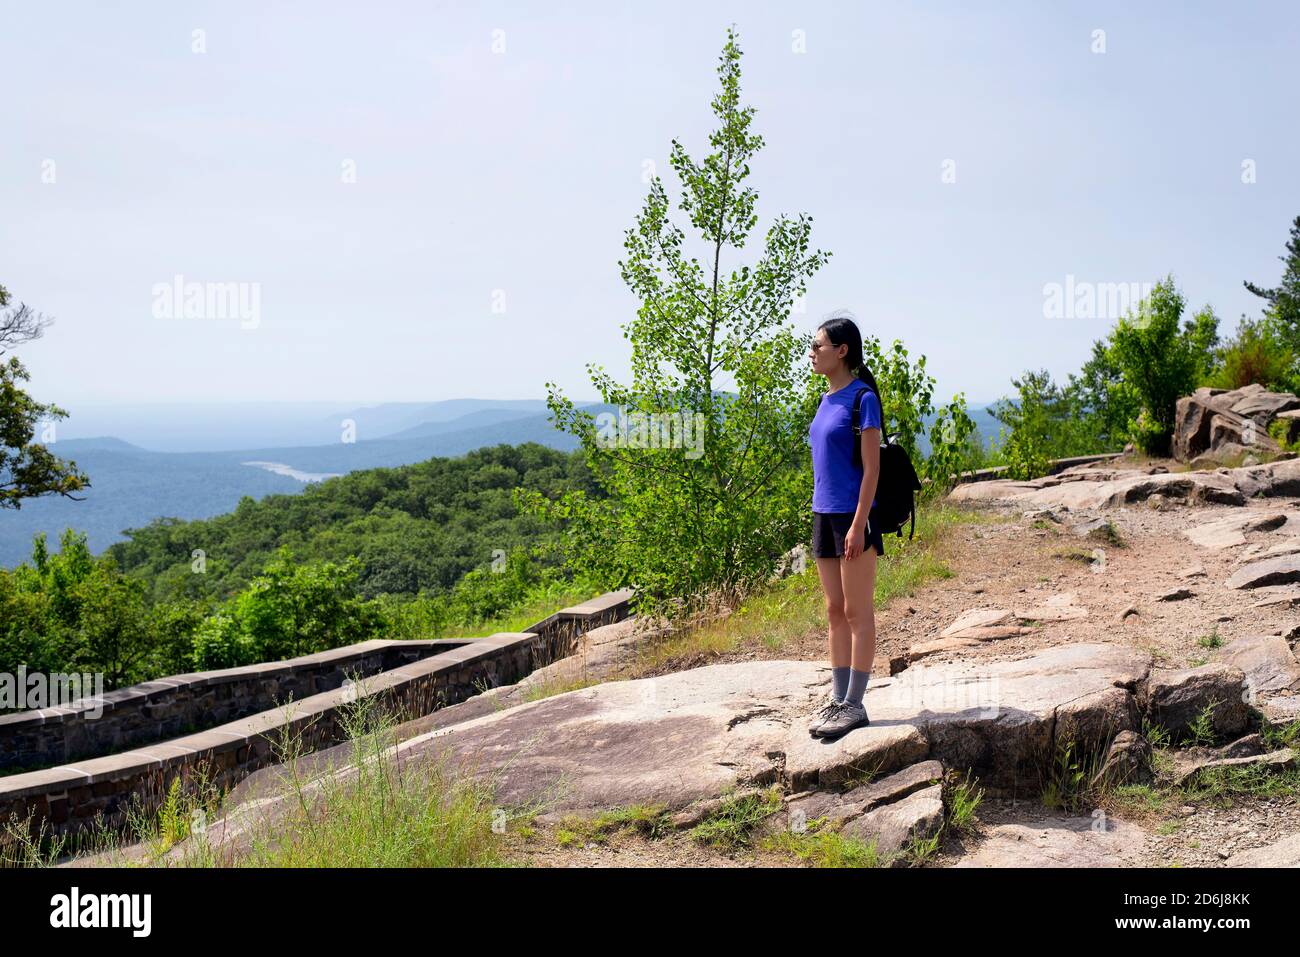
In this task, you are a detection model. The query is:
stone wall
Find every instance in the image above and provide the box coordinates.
[0,589,634,844]
[0,640,461,774]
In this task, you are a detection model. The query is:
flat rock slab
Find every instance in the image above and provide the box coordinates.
[1260,695,1300,723]
[785,760,945,831]
[953,816,1153,867]
[1184,512,1290,550]
[1216,635,1300,694]
[1251,586,1300,608]
[402,660,820,814]
[1226,553,1300,590]
[942,609,1014,636]
[783,713,930,791]
[899,636,981,666]
[949,459,1300,511]
[1225,833,1300,867]
[840,784,945,857]
[864,644,1150,791]
[396,644,1155,816]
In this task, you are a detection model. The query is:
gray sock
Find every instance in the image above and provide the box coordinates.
[831,666,850,701]
[845,668,870,706]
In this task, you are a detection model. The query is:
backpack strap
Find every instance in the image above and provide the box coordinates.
[852,384,893,442]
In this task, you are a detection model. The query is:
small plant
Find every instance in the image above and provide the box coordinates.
[947,770,984,834]
[1269,418,1300,452]
[1197,627,1224,650]
[1084,521,1125,548]
[1182,761,1300,805]
[1186,699,1221,747]
[0,808,69,868]
[156,777,190,851]
[689,788,782,849]
[1140,717,1172,751]
[903,830,942,864]
[761,822,888,868]
[1261,718,1300,752]
[1051,545,1096,564]
[1040,736,1106,811]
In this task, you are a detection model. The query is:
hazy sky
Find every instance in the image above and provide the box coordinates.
[3,1,1298,409]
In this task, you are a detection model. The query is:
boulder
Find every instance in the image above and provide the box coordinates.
[952,450,1300,512]
[1088,730,1153,789]
[1215,732,1266,759]
[1140,664,1251,741]
[1174,385,1300,462]
[1231,389,1300,422]
[1173,390,1223,462]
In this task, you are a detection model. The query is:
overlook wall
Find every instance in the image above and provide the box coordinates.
[0,589,634,844]
[0,639,462,773]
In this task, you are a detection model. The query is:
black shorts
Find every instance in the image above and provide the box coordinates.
[812,511,885,559]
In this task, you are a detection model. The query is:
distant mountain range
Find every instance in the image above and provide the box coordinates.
[1,399,1004,567]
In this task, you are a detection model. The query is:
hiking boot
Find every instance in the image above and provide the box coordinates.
[814,699,869,739]
[807,695,845,736]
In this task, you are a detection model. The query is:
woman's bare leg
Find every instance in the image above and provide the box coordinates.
[816,556,851,669]
[839,547,878,674]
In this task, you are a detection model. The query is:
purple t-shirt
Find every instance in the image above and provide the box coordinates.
[809,379,883,513]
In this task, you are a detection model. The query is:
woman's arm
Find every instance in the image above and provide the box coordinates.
[845,426,882,560]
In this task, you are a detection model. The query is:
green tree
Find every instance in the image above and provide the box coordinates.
[1244,214,1300,347]
[1208,314,1296,391]
[0,283,90,508]
[1109,276,1209,455]
[1065,339,1141,451]
[191,548,384,669]
[518,27,831,622]
[859,335,977,492]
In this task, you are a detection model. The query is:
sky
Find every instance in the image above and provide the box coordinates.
[2,0,1298,410]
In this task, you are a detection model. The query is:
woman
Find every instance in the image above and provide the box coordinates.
[805,311,884,739]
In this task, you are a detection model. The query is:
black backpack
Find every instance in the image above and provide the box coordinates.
[851,384,924,540]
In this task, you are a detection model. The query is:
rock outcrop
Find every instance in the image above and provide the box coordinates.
[1173,384,1300,464]
[949,457,1300,511]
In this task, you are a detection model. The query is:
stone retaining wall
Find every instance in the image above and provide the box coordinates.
[0,640,461,774]
[0,589,634,844]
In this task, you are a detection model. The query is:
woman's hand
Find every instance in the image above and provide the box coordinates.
[844,522,865,560]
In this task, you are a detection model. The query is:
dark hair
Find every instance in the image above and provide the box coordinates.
[817,310,884,415]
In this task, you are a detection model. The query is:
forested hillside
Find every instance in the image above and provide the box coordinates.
[107,443,603,603]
